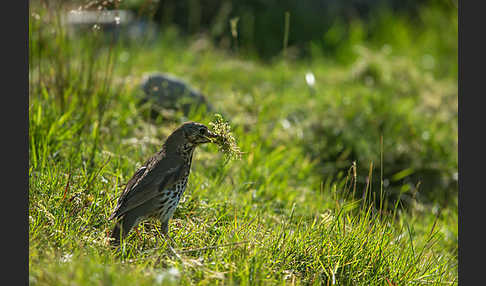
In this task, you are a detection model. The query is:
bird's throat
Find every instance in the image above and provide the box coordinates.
[179,143,195,164]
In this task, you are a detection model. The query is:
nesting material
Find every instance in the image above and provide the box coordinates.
[209,114,243,161]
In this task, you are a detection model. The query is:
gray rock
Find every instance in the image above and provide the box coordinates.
[140,73,213,115]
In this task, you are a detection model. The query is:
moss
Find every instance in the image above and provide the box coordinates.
[209,114,243,161]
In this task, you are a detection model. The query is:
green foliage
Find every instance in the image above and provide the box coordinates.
[29,2,457,285]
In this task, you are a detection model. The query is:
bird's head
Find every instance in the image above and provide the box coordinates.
[176,121,219,145]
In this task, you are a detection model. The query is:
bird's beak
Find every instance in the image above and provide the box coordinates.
[204,130,220,143]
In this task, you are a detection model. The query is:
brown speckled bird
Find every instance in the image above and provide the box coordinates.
[109,122,218,246]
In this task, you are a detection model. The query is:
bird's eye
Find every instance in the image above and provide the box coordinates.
[199,128,206,135]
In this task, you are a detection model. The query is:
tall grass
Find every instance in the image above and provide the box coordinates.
[29,0,125,177]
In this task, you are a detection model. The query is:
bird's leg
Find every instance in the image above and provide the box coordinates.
[162,221,179,247]
[159,220,182,260]
[162,234,181,260]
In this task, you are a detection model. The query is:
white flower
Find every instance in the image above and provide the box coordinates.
[305,72,315,87]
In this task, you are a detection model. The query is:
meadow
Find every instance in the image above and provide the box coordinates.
[29,2,457,285]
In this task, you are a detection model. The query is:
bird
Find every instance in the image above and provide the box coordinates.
[109,121,219,247]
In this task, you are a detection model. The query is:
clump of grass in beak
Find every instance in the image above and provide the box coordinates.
[209,114,243,161]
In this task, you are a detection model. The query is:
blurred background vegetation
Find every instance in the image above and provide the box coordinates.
[129,0,457,74]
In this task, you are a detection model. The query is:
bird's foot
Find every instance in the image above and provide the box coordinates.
[163,233,182,260]
[155,233,182,261]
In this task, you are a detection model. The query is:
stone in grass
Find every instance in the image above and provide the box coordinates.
[140,73,213,116]
[209,114,243,161]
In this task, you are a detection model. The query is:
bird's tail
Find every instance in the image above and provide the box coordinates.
[108,214,137,246]
[109,222,122,246]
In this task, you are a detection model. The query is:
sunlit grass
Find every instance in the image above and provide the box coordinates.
[29,2,457,285]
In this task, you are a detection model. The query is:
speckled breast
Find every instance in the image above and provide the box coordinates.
[155,175,189,223]
[155,144,195,223]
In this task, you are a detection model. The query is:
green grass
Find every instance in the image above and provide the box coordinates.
[29,3,457,285]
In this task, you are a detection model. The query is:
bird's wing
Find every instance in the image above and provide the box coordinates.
[109,153,184,220]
